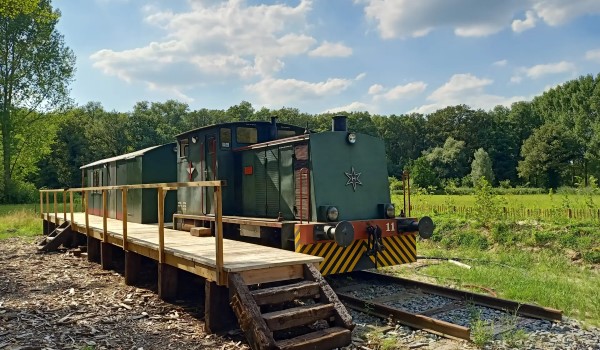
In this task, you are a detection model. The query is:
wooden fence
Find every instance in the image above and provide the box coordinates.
[410,204,600,221]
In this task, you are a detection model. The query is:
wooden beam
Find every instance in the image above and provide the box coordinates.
[100,242,113,270]
[84,191,90,237]
[214,185,224,285]
[228,273,277,349]
[39,192,43,219]
[69,191,74,223]
[205,280,237,333]
[102,190,107,243]
[122,188,128,251]
[67,180,225,192]
[53,192,57,224]
[158,263,178,300]
[158,187,165,264]
[124,251,141,286]
[87,236,101,263]
[240,264,304,285]
[45,192,50,222]
[62,191,67,221]
[304,264,354,330]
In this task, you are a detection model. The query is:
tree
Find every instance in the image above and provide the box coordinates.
[410,156,440,189]
[518,123,581,188]
[0,0,75,201]
[470,148,494,185]
[424,136,469,180]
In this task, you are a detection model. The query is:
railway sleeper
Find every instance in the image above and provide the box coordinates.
[228,264,354,350]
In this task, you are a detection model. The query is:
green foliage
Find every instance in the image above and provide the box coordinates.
[518,123,582,188]
[424,136,469,179]
[410,156,440,189]
[0,0,75,202]
[470,148,494,185]
[473,178,503,227]
[469,308,494,347]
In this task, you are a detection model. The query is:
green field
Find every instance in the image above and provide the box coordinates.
[392,193,600,209]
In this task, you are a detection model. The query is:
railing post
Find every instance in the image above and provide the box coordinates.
[46,192,50,221]
[53,192,58,224]
[69,191,74,224]
[85,191,90,236]
[122,188,128,251]
[214,183,224,285]
[158,187,165,264]
[102,189,108,243]
[39,192,44,219]
[63,190,67,221]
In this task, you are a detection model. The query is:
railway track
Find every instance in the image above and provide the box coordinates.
[328,271,562,341]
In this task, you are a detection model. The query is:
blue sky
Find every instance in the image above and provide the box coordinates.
[54,0,600,115]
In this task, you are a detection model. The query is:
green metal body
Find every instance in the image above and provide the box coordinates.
[82,143,177,223]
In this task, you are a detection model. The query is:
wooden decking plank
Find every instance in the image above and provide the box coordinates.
[48,213,322,274]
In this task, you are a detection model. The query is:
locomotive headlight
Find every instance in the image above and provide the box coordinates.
[326,206,339,221]
[386,204,396,218]
[347,132,357,144]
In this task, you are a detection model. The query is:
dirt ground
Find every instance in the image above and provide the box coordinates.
[0,237,249,350]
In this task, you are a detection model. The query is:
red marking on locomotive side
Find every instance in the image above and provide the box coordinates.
[243,166,253,175]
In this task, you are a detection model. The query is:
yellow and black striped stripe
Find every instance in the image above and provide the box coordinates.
[295,232,417,275]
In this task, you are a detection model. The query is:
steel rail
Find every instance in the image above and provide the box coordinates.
[353,271,562,321]
[331,270,562,341]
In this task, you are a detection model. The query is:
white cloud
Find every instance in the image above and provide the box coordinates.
[309,41,353,57]
[510,75,523,84]
[411,73,524,114]
[585,48,600,63]
[512,10,537,33]
[368,84,384,95]
[245,77,355,104]
[91,0,317,97]
[533,0,600,26]
[357,0,600,38]
[524,61,576,79]
[323,101,369,113]
[493,59,508,67]
[373,82,427,101]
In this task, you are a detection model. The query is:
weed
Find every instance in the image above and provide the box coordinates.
[365,331,402,350]
[470,310,495,348]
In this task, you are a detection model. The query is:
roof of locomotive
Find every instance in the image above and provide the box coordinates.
[80,143,175,169]
[175,120,306,138]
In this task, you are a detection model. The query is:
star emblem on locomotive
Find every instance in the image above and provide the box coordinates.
[345,166,363,191]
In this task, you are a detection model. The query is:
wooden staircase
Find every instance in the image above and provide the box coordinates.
[38,221,73,252]
[229,264,354,350]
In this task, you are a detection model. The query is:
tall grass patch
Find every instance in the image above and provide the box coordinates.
[0,206,41,239]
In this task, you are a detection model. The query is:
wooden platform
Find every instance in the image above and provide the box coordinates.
[45,213,322,286]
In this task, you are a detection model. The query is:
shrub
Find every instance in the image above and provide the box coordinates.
[582,250,600,264]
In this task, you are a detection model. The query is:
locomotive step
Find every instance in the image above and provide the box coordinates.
[276,327,352,350]
[251,281,320,306]
[262,303,335,331]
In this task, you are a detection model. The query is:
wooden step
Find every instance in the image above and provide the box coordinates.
[262,303,334,331]
[251,281,320,306]
[277,327,352,350]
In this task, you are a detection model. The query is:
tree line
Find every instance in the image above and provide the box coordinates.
[1,1,599,203]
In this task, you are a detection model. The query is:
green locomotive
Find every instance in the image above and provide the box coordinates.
[173,115,433,275]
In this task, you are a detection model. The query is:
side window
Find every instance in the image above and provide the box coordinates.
[236,127,258,144]
[179,139,189,158]
[220,128,232,149]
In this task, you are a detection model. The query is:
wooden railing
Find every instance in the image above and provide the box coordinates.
[39,181,226,284]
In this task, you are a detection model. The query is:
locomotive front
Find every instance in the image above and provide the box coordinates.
[294,116,433,275]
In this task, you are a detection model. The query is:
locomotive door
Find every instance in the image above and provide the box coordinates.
[204,135,217,214]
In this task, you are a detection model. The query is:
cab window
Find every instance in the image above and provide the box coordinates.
[179,139,189,158]
[220,128,232,149]
[237,127,258,144]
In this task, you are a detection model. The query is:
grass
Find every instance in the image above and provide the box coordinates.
[393,193,600,210]
[384,215,600,327]
[0,207,41,240]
